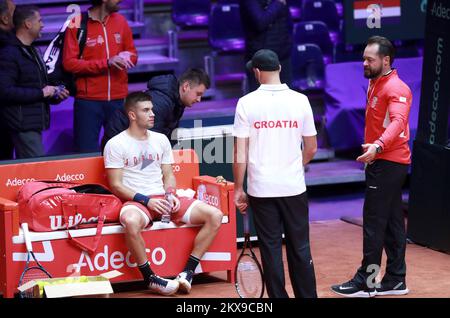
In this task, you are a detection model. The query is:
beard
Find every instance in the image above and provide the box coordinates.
[106,1,120,13]
[364,66,383,79]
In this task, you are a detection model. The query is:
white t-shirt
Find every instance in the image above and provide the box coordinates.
[103,130,174,196]
[233,84,317,197]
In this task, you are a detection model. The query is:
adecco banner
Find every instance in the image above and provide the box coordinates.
[0,150,200,202]
[416,0,450,146]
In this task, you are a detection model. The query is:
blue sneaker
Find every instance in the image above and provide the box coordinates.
[176,270,194,294]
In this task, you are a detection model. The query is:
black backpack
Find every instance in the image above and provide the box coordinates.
[43,12,88,96]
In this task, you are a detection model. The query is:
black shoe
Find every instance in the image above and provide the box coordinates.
[376,281,409,296]
[331,279,377,298]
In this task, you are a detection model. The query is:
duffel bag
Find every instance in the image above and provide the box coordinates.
[18,181,122,254]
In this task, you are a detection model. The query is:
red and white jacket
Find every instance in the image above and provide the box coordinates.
[365,69,412,164]
[63,11,138,101]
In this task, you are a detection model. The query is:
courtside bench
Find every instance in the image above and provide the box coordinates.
[0,149,236,298]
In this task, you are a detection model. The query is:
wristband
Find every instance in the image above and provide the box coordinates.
[133,193,150,206]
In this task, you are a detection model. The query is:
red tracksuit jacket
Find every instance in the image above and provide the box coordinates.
[63,12,138,101]
[365,69,412,164]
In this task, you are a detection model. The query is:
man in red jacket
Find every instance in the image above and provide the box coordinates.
[331,36,411,298]
[63,0,137,153]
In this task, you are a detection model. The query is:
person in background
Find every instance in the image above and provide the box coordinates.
[0,5,69,159]
[102,68,210,149]
[240,0,293,92]
[0,0,16,160]
[63,0,137,153]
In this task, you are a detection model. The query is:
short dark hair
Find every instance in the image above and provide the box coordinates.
[13,5,39,29]
[367,36,395,66]
[90,0,103,6]
[0,0,10,16]
[124,91,152,113]
[179,68,211,89]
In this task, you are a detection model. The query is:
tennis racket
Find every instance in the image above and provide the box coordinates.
[235,213,265,298]
[18,223,52,298]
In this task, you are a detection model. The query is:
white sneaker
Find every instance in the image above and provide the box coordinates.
[148,275,179,295]
[176,270,193,294]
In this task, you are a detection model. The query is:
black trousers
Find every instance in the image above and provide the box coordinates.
[353,159,408,287]
[248,192,317,298]
[10,130,45,159]
[0,128,14,160]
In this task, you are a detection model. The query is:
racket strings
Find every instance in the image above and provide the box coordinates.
[236,255,264,298]
[20,267,51,298]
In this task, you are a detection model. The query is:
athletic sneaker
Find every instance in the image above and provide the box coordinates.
[331,279,377,298]
[176,270,194,294]
[376,281,409,296]
[148,275,179,295]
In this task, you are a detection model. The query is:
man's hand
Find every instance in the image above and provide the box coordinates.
[53,86,70,100]
[170,195,181,213]
[356,143,378,163]
[42,85,58,98]
[234,188,248,214]
[147,198,172,215]
[108,55,128,70]
[118,51,136,69]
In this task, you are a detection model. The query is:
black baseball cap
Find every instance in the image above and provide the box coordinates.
[246,49,281,72]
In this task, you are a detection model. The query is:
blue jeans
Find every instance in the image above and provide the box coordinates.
[74,98,124,153]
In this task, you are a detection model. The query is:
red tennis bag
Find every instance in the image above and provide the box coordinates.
[18,181,122,254]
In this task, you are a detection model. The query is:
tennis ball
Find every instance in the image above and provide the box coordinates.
[79,276,88,283]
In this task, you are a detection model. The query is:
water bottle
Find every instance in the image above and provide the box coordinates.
[197,184,207,202]
[161,193,173,223]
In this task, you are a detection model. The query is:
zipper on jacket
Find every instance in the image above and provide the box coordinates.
[102,24,111,101]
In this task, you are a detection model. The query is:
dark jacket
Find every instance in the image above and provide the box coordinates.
[0,35,51,132]
[240,0,293,60]
[102,74,184,149]
[0,29,14,48]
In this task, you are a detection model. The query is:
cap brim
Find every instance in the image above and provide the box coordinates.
[246,60,253,72]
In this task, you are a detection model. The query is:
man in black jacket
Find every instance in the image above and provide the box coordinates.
[0,0,15,160]
[0,5,69,159]
[102,68,210,150]
[240,0,293,92]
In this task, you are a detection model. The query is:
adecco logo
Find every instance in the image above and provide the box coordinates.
[5,178,36,187]
[4,173,86,187]
[73,245,167,272]
[55,173,85,181]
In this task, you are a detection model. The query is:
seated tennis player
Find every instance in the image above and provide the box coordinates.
[103,91,223,295]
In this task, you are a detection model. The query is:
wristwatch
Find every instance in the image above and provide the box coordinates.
[374,144,382,154]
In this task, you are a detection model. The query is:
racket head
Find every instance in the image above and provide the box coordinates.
[235,253,265,298]
[18,265,52,298]
[18,223,52,298]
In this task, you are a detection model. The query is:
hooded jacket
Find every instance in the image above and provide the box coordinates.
[102,74,184,149]
[0,34,51,132]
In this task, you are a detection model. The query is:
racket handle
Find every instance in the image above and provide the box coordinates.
[21,223,33,252]
[243,213,250,235]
